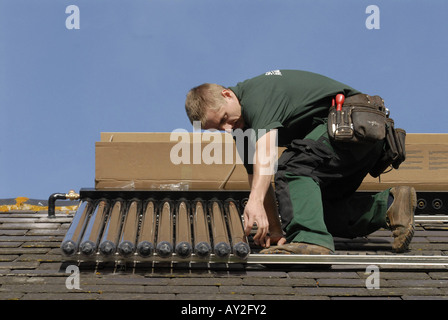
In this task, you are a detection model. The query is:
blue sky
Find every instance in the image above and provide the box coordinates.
[1,0,447,199]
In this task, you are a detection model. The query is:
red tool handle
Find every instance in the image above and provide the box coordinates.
[336,94,345,111]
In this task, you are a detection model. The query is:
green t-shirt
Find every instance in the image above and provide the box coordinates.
[229,69,361,146]
[228,69,361,173]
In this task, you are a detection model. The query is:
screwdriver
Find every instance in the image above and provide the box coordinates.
[335,93,345,129]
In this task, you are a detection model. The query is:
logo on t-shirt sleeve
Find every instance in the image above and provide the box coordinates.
[265,70,282,76]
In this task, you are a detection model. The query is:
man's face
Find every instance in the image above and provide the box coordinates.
[203,89,245,132]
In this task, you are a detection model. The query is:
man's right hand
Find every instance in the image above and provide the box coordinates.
[243,197,270,248]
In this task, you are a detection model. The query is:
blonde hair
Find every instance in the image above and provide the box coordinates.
[185,83,226,126]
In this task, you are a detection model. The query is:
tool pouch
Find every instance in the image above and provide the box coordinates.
[327,94,407,177]
[327,94,387,143]
[369,118,407,177]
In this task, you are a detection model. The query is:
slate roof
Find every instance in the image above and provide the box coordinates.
[1,207,448,302]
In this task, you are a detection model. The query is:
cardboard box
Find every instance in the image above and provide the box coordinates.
[96,133,448,192]
[360,133,448,191]
[96,132,251,190]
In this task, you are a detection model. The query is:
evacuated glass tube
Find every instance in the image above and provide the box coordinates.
[192,200,212,258]
[137,201,156,257]
[118,200,140,257]
[226,200,250,259]
[156,201,174,258]
[61,200,92,256]
[175,201,193,258]
[209,201,231,258]
[79,200,109,256]
[99,200,124,257]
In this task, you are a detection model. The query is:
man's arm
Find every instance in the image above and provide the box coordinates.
[243,129,285,247]
[247,174,286,247]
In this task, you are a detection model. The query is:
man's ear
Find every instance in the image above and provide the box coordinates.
[221,89,232,99]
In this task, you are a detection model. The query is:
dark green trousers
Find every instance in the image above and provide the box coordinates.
[274,123,390,251]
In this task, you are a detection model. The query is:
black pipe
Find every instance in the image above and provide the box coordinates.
[48,193,67,218]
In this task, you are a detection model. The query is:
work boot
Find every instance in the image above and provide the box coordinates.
[386,186,417,253]
[260,242,333,255]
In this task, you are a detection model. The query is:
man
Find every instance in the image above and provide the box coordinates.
[185,69,416,254]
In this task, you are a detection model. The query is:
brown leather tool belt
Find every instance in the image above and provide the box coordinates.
[327,93,406,177]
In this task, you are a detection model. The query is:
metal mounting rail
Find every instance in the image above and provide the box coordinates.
[415,215,448,223]
[66,253,448,267]
[245,254,448,266]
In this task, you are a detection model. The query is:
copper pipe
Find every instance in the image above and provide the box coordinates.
[192,200,211,258]
[137,201,156,257]
[118,200,140,257]
[61,200,92,256]
[209,201,231,258]
[99,200,124,256]
[79,200,109,256]
[156,201,173,258]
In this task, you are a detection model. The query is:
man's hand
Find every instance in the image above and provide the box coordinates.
[243,198,270,247]
[243,199,287,247]
[268,232,287,247]
[243,129,286,248]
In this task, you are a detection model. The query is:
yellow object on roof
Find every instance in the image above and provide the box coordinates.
[0,197,79,213]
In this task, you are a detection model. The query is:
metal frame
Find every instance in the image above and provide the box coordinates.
[48,188,448,218]
[246,254,448,266]
[54,188,448,267]
[415,215,448,223]
[63,252,448,267]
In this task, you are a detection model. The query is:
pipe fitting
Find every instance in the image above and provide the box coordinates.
[48,190,80,218]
